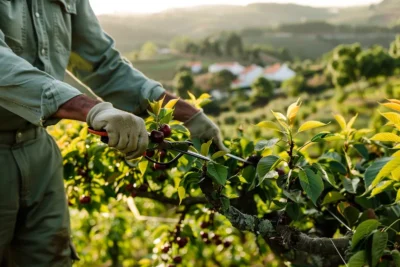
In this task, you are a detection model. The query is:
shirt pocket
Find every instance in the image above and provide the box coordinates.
[0,1,26,55]
[51,0,76,54]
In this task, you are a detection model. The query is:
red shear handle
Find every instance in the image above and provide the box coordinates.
[88,127,109,143]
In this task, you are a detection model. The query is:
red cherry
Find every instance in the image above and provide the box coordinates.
[176,237,188,248]
[200,222,209,229]
[154,163,168,170]
[223,241,231,248]
[173,256,182,264]
[200,231,208,239]
[139,184,149,192]
[159,149,167,159]
[157,173,168,182]
[79,195,91,204]
[161,244,171,253]
[215,239,222,245]
[159,124,172,138]
[145,150,155,157]
[125,184,134,192]
[131,191,137,198]
[150,130,164,143]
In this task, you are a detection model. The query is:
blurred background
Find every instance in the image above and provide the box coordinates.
[64,0,400,266]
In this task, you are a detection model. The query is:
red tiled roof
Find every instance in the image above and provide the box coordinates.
[241,65,259,75]
[213,62,238,67]
[264,63,282,74]
[186,61,202,66]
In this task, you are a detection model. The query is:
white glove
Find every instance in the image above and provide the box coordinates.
[184,110,229,152]
[87,102,148,159]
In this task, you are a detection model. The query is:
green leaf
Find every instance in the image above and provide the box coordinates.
[256,121,281,131]
[329,161,347,175]
[352,219,380,248]
[299,168,324,205]
[258,170,278,186]
[313,163,338,188]
[311,132,334,142]
[344,206,360,228]
[207,162,228,186]
[364,158,392,189]
[201,140,213,156]
[220,196,230,213]
[255,139,279,151]
[138,160,148,176]
[180,172,201,190]
[178,187,186,205]
[322,191,345,205]
[298,121,327,133]
[353,143,369,160]
[348,250,366,267]
[371,180,395,197]
[371,231,388,267]
[286,202,300,220]
[371,157,400,188]
[392,250,400,267]
[257,155,281,179]
[343,177,360,194]
[211,151,228,160]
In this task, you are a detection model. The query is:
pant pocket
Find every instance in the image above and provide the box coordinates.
[69,241,80,261]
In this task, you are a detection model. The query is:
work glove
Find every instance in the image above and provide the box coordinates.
[87,102,148,159]
[184,110,229,152]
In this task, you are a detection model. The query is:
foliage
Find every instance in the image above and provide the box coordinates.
[173,71,194,98]
[209,70,237,91]
[49,93,400,266]
[282,75,306,97]
[140,41,158,60]
[251,76,274,99]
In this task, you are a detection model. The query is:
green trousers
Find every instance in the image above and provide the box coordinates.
[0,127,78,266]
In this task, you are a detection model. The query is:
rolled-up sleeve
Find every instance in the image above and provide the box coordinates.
[0,31,82,127]
[68,0,165,115]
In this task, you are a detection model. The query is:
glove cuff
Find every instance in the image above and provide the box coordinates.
[86,102,114,126]
[183,109,205,127]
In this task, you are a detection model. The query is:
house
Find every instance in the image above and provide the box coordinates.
[208,62,244,76]
[231,65,264,89]
[185,61,203,74]
[263,63,296,82]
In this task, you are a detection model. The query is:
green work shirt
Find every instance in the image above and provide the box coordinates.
[0,0,165,130]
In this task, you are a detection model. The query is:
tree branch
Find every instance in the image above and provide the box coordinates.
[134,191,207,206]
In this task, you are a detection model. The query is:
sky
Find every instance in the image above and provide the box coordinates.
[90,0,383,14]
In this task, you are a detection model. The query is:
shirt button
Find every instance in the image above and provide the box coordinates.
[41,49,46,55]
[35,12,40,18]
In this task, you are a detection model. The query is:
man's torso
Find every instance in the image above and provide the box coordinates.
[0,0,76,130]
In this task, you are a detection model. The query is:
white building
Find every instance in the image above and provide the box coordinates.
[185,61,203,74]
[231,65,264,89]
[263,63,296,82]
[209,62,244,76]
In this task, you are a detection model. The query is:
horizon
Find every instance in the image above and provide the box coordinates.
[90,0,383,15]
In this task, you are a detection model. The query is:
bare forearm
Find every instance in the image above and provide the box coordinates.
[160,91,199,122]
[53,95,101,122]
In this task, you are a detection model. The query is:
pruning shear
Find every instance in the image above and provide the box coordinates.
[88,128,254,165]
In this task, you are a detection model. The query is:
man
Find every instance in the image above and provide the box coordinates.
[0,1,227,266]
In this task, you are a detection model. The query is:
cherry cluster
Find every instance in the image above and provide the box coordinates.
[147,124,172,170]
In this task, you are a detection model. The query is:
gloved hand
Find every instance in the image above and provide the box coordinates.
[184,110,229,152]
[87,102,148,159]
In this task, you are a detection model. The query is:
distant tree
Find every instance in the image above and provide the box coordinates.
[209,70,237,91]
[282,75,305,97]
[357,46,395,79]
[225,33,244,58]
[251,77,274,99]
[170,36,192,53]
[173,71,194,99]
[326,43,361,88]
[140,42,158,59]
[389,35,400,58]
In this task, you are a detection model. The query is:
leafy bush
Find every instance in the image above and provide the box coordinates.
[49,96,400,267]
